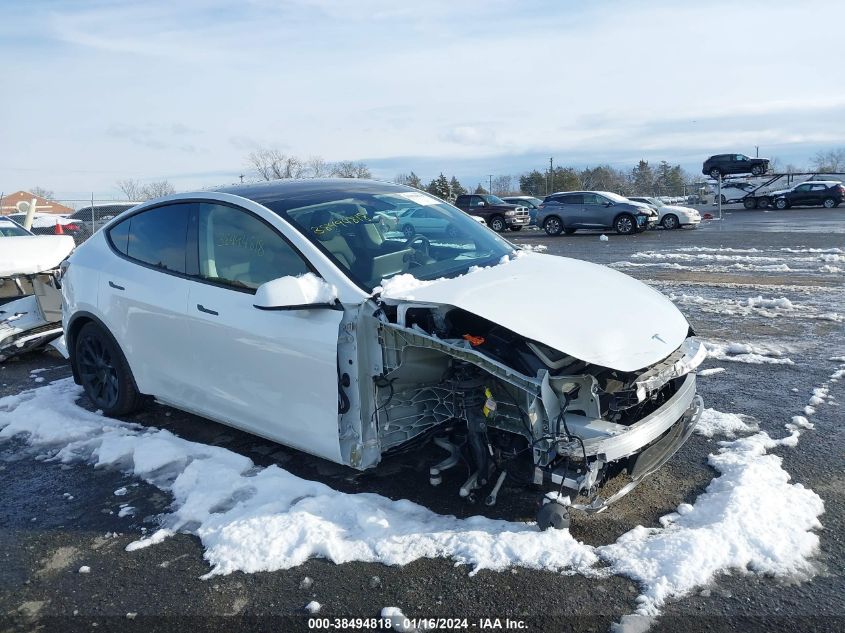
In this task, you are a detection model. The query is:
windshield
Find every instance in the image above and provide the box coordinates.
[0,219,31,237]
[264,185,515,291]
[483,194,507,205]
[645,197,664,207]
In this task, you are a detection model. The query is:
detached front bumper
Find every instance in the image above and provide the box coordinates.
[0,295,62,362]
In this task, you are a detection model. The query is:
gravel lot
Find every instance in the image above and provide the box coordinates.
[1,205,843,633]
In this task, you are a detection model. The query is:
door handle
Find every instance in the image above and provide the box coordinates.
[197,304,218,316]
[108,281,125,290]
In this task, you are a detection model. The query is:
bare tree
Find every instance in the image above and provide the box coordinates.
[142,180,176,199]
[306,156,330,177]
[810,148,845,172]
[117,179,144,200]
[248,148,307,180]
[332,161,372,179]
[30,186,54,200]
[491,175,512,195]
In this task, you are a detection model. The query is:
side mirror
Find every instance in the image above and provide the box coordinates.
[253,273,340,311]
[604,201,614,207]
[477,201,486,207]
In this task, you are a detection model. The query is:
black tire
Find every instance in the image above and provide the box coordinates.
[74,322,142,417]
[614,214,636,235]
[563,228,577,235]
[509,226,523,232]
[709,167,722,179]
[743,198,757,210]
[775,198,789,210]
[661,214,679,230]
[751,165,764,176]
[823,197,836,209]
[402,224,415,239]
[719,194,727,205]
[489,215,506,232]
[543,216,563,236]
[445,223,458,238]
[757,197,769,209]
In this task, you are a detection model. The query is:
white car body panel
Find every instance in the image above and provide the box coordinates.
[380,252,689,372]
[183,279,344,463]
[0,235,75,276]
[658,204,700,225]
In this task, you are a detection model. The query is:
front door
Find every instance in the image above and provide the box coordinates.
[183,201,345,462]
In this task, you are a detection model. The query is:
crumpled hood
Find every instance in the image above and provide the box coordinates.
[0,235,75,277]
[381,252,690,372]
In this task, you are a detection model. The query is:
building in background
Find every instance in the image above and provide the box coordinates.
[0,191,74,215]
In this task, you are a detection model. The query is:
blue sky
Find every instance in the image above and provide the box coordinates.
[2,0,844,198]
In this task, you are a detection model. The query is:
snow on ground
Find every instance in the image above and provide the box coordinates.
[0,378,825,625]
[611,261,802,273]
[667,293,843,322]
[695,408,758,438]
[698,367,725,377]
[702,340,794,365]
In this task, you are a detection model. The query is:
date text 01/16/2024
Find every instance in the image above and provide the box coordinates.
[307,617,528,630]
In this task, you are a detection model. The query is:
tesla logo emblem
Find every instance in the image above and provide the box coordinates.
[652,333,666,343]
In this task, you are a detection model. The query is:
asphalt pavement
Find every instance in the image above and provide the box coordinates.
[1,205,843,633]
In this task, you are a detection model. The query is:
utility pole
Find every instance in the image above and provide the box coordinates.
[549,156,554,195]
[488,174,493,193]
[755,146,759,158]
[239,173,245,184]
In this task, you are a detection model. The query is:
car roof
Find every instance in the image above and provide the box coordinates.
[216,178,413,206]
[799,180,842,185]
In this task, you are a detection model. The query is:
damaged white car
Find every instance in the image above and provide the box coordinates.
[62,179,704,528]
[1,219,75,361]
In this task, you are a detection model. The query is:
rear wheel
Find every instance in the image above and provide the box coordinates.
[543,216,563,236]
[775,198,789,210]
[75,322,141,417]
[445,223,458,238]
[709,167,722,179]
[743,198,757,209]
[614,214,636,235]
[719,194,727,205]
[661,214,679,230]
[757,197,770,209]
[402,224,415,238]
[489,215,506,232]
[751,165,765,176]
[823,197,836,209]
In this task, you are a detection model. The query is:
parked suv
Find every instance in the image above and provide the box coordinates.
[768,181,844,210]
[702,154,769,179]
[537,191,657,236]
[453,194,530,232]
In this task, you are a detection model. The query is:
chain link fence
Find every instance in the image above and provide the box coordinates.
[6,197,143,245]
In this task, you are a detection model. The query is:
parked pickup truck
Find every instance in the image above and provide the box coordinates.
[453,194,530,232]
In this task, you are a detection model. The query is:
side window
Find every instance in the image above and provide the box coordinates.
[125,203,191,273]
[198,203,309,291]
[564,194,584,205]
[795,184,811,192]
[582,194,600,205]
[469,196,484,207]
[108,218,131,255]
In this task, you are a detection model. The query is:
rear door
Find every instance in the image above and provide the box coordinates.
[183,200,345,462]
[580,193,605,226]
[99,203,194,402]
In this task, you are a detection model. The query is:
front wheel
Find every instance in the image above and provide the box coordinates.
[751,165,765,176]
[614,214,636,235]
[445,223,458,238]
[543,216,563,236]
[402,224,415,239]
[489,215,507,232]
[709,168,722,179]
[720,195,727,205]
[775,198,789,210]
[661,214,679,230]
[757,197,770,209]
[509,226,522,232]
[75,322,141,417]
[823,197,836,209]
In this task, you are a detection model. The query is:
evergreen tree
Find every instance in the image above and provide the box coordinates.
[427,173,451,200]
[630,160,655,195]
[395,172,424,189]
[474,183,488,194]
[449,176,467,197]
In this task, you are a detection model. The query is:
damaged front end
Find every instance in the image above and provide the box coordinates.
[0,270,66,362]
[359,300,704,527]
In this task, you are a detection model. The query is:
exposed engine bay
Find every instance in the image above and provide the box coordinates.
[338,300,705,529]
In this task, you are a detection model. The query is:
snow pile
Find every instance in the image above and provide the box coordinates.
[695,408,758,438]
[598,431,824,617]
[381,607,415,632]
[304,601,321,614]
[819,265,842,273]
[698,367,725,377]
[375,274,437,300]
[600,234,609,242]
[631,251,784,264]
[296,273,338,304]
[780,247,843,254]
[518,243,548,252]
[703,340,794,365]
[0,379,599,578]
[0,379,825,624]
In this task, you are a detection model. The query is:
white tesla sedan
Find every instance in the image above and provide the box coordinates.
[62,179,704,528]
